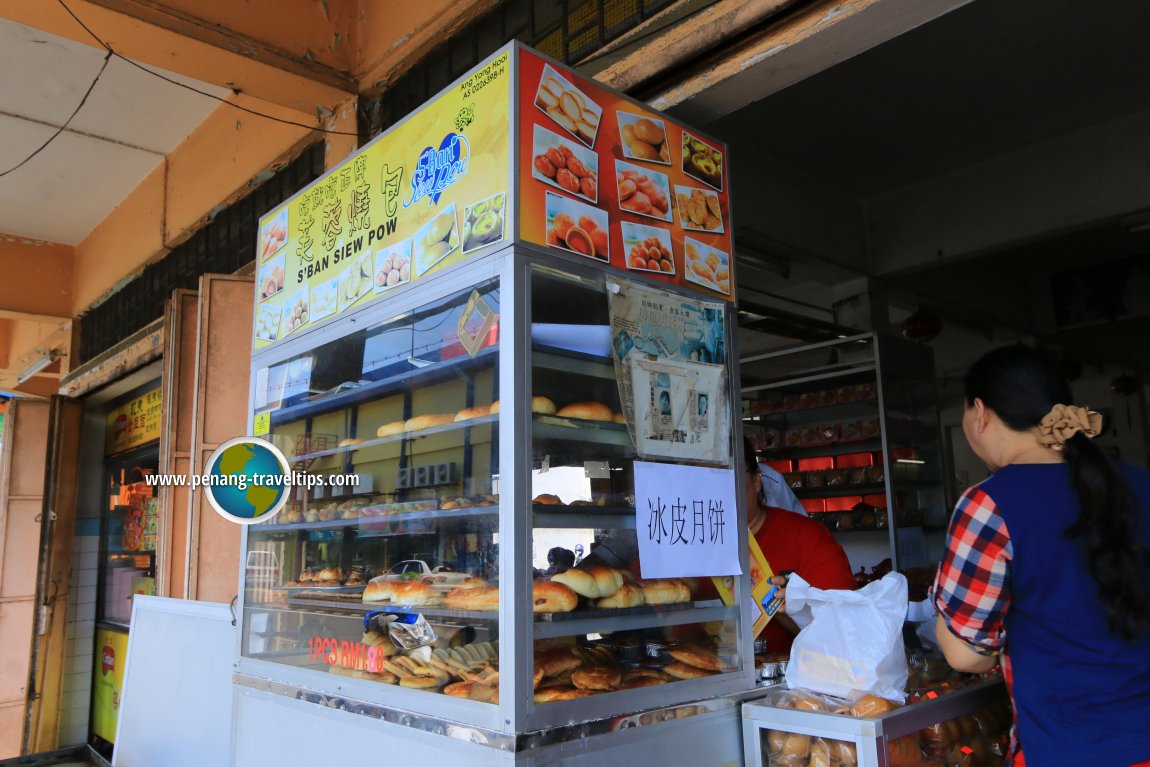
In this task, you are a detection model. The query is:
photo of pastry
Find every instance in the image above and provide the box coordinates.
[683,237,730,295]
[255,303,282,342]
[259,207,288,261]
[310,276,338,321]
[534,64,602,147]
[545,191,609,263]
[258,253,286,301]
[462,193,506,253]
[338,254,372,311]
[282,288,310,335]
[617,111,670,165]
[622,221,675,275]
[674,184,725,233]
[532,125,598,203]
[374,240,411,292]
[615,160,672,222]
[681,130,724,190]
[414,203,460,277]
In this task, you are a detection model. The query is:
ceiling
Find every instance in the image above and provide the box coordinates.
[0,18,228,245]
[713,0,1150,375]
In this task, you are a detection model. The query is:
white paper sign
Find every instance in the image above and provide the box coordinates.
[634,461,741,578]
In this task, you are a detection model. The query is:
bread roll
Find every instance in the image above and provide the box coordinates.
[640,578,692,605]
[377,420,405,438]
[664,661,717,680]
[619,676,666,690]
[339,438,364,447]
[782,733,811,759]
[790,694,827,712]
[362,576,394,603]
[612,412,627,424]
[399,675,442,689]
[668,645,724,672]
[535,648,583,678]
[316,567,342,582]
[532,581,578,613]
[532,493,563,505]
[489,400,501,414]
[446,585,499,611]
[596,582,645,609]
[444,681,496,702]
[534,687,595,703]
[624,667,671,682]
[454,406,490,421]
[532,396,557,414]
[391,581,443,606]
[572,666,621,691]
[849,694,898,718]
[404,413,454,432]
[556,401,614,422]
[549,569,595,598]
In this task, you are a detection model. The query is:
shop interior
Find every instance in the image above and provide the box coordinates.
[703,0,1150,583]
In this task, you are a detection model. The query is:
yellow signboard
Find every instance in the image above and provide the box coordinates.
[253,411,271,436]
[91,627,129,743]
[253,48,512,351]
[105,387,162,455]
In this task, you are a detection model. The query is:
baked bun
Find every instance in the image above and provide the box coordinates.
[316,567,342,582]
[640,578,692,605]
[572,666,621,691]
[532,493,563,505]
[400,675,443,690]
[404,413,454,432]
[534,687,595,703]
[445,585,499,611]
[358,669,398,684]
[362,577,395,603]
[668,644,726,672]
[556,401,614,422]
[664,661,717,680]
[444,682,496,702]
[426,212,455,243]
[624,667,671,682]
[782,733,811,759]
[532,581,578,613]
[391,581,443,606]
[339,438,364,447]
[789,694,827,712]
[535,648,584,678]
[619,676,666,690]
[596,582,645,609]
[550,566,622,599]
[489,400,501,414]
[532,396,557,415]
[849,694,898,718]
[613,412,627,424]
[377,420,405,438]
[454,406,489,422]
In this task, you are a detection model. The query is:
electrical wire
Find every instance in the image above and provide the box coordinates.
[55,0,358,136]
[0,50,112,178]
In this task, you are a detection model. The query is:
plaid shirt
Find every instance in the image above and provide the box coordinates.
[934,484,1019,761]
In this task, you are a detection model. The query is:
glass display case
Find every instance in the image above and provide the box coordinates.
[239,253,752,735]
[740,334,947,595]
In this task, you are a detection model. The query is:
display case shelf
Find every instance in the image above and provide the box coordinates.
[533,416,633,447]
[287,414,499,463]
[267,345,499,427]
[533,346,614,379]
[759,440,883,459]
[257,505,500,533]
[532,601,736,639]
[534,507,636,530]
[793,484,886,499]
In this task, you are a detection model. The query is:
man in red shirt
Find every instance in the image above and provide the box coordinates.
[743,436,856,654]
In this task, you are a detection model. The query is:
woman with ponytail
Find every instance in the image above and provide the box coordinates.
[933,345,1150,767]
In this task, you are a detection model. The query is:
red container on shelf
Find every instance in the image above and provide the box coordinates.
[801,498,827,514]
[835,452,874,468]
[796,456,834,471]
[862,493,888,508]
[764,459,792,475]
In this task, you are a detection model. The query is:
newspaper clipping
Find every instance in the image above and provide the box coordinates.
[607,278,730,462]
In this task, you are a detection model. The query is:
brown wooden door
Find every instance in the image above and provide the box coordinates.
[0,400,50,758]
[186,274,254,602]
[20,396,83,755]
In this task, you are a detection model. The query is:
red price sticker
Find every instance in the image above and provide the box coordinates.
[960,746,974,755]
[926,691,939,699]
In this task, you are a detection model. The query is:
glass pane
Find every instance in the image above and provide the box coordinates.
[528,266,741,703]
[100,456,158,626]
[243,279,501,698]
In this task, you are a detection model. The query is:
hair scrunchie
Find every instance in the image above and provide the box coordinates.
[1038,404,1103,450]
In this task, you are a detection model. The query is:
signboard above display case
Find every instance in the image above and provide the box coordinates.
[253,44,733,353]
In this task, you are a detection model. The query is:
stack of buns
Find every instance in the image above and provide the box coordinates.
[663,643,737,679]
[555,401,614,422]
[446,584,499,611]
[550,566,624,599]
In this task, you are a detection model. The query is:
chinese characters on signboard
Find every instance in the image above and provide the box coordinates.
[634,461,740,578]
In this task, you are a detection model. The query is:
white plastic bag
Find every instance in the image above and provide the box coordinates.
[784,571,909,702]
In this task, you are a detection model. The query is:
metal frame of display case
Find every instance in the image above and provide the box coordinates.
[235,242,756,747]
[742,680,1007,767]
